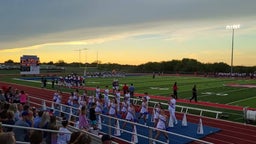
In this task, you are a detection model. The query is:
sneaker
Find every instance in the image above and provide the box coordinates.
[175,121,178,125]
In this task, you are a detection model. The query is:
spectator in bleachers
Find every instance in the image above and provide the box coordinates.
[0,132,16,144]
[57,119,71,144]
[46,116,59,144]
[13,111,31,142]
[79,106,89,130]
[14,104,23,121]
[2,111,15,132]
[34,110,44,128]
[88,103,99,135]
[0,121,3,133]
[19,90,28,105]
[68,131,91,144]
[39,111,50,129]
[29,130,43,144]
[101,134,112,144]
[13,89,20,103]
[0,90,6,102]
[8,103,19,122]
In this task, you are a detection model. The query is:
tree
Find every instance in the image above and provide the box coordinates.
[4,59,14,64]
[55,60,67,66]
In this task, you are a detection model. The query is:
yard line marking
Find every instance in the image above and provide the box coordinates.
[226,96,256,105]
[199,87,252,98]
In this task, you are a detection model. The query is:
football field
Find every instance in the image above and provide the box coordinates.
[84,75,256,108]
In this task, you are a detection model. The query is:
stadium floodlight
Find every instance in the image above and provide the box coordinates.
[226,24,240,77]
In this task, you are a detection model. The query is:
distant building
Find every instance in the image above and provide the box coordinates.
[20,55,40,74]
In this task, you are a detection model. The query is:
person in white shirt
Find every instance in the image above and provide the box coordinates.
[104,86,109,108]
[57,120,71,144]
[122,103,136,131]
[153,103,161,127]
[168,94,178,125]
[115,89,121,112]
[153,109,169,144]
[95,86,101,100]
[138,97,148,125]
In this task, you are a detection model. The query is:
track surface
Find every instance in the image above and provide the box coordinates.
[1,82,256,144]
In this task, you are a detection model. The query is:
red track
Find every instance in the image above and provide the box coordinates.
[1,82,256,144]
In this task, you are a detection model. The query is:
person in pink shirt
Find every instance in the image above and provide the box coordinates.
[19,90,28,105]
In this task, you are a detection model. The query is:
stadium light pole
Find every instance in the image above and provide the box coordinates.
[226,24,240,77]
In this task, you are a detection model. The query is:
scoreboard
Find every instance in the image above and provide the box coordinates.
[20,55,40,74]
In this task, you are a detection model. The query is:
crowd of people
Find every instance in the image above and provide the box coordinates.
[0,78,199,144]
[0,85,115,144]
[52,80,187,144]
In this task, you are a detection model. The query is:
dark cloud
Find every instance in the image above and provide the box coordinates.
[0,0,255,49]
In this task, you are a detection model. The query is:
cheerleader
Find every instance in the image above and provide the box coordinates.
[153,109,169,144]
[122,103,136,130]
[104,86,109,108]
[115,89,121,112]
[138,97,148,125]
[153,103,161,127]
[95,86,100,100]
[108,98,118,124]
[95,98,104,123]
[124,91,131,105]
[120,100,128,119]
[95,98,103,114]
[108,98,117,117]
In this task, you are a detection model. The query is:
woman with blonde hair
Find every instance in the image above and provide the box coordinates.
[68,131,91,144]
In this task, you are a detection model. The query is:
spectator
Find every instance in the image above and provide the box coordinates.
[57,119,71,144]
[101,134,112,144]
[68,131,91,144]
[46,116,58,144]
[0,89,6,102]
[13,89,20,103]
[30,130,43,144]
[33,110,44,128]
[19,90,28,105]
[0,132,16,144]
[129,83,135,100]
[13,111,31,142]
[2,111,15,132]
[79,106,89,130]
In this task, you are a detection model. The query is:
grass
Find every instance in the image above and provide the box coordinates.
[1,74,255,123]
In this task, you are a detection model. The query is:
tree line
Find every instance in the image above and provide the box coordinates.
[2,58,256,74]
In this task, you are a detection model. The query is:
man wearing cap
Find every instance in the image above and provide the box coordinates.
[13,111,31,142]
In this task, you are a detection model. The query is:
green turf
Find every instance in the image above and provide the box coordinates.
[1,75,256,108]
[1,74,255,123]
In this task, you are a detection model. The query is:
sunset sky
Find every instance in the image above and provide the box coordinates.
[0,0,256,66]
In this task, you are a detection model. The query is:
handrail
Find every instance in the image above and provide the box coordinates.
[99,113,213,144]
[109,94,223,119]
[28,95,213,144]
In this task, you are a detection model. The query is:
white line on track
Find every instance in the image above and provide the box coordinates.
[226,96,256,105]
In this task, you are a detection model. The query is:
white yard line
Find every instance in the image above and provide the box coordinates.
[226,96,256,105]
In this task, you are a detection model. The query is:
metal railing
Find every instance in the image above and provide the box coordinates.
[27,95,214,144]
